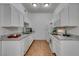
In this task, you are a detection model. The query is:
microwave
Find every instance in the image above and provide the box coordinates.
[23,28,32,34]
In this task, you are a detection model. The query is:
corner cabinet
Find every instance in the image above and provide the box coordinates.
[0,4,24,27]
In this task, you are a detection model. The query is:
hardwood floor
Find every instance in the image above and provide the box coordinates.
[25,40,55,56]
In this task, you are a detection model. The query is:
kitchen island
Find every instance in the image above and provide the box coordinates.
[50,34,79,56]
[1,34,33,56]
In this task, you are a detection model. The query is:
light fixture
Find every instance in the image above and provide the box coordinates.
[44,3,49,7]
[32,3,37,7]
[32,3,50,7]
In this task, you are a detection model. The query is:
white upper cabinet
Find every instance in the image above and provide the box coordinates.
[59,5,69,26]
[54,14,60,27]
[53,13,60,27]
[53,4,79,27]
[59,4,79,26]
[0,4,24,27]
[68,4,79,26]
[1,4,12,27]
[19,13,24,27]
[11,6,20,27]
[11,4,24,27]
[24,17,32,28]
[0,4,3,27]
[11,4,25,15]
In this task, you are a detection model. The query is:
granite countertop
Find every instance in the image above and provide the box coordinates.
[52,35,79,41]
[1,34,31,41]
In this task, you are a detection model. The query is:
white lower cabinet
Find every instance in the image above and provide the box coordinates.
[50,35,79,56]
[2,41,21,56]
[0,41,2,56]
[2,36,33,56]
[50,36,61,55]
[23,36,33,54]
[60,41,79,56]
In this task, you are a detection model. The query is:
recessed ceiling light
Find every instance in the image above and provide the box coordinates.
[44,3,49,7]
[32,3,37,7]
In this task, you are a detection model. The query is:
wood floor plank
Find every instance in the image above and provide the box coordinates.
[25,40,55,56]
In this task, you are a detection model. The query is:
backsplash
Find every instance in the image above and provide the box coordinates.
[0,27,23,35]
[57,28,65,35]
[0,27,4,35]
[69,27,79,36]
[56,27,79,36]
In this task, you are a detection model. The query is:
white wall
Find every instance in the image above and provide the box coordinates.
[28,13,52,40]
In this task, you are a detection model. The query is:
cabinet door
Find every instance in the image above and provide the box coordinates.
[60,5,69,26]
[55,15,59,27]
[25,37,31,50]
[49,35,54,52]
[0,41,2,56]
[2,4,11,26]
[52,36,56,53]
[0,4,3,27]
[55,38,61,56]
[55,20,58,27]
[25,36,33,52]
[11,6,20,26]
[19,13,24,27]
[52,36,61,55]
[56,19,60,27]
[21,37,32,54]
[23,38,28,53]
[24,17,32,27]
[69,4,79,26]
[2,41,21,56]
[20,38,25,55]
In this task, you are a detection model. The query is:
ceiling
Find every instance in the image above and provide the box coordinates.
[23,3,59,13]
